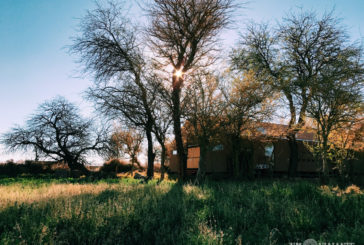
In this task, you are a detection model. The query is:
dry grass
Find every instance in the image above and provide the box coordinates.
[320,184,363,196]
[116,170,173,180]
[0,183,118,207]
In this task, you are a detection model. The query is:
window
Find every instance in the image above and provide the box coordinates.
[212,144,224,151]
[264,143,274,164]
[257,127,266,134]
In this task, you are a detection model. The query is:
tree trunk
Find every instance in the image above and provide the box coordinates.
[231,135,241,178]
[243,142,254,179]
[160,144,166,181]
[196,141,208,183]
[322,136,329,180]
[172,76,186,181]
[130,156,135,176]
[67,159,89,175]
[146,125,155,180]
[287,134,298,178]
[134,157,142,169]
[34,148,39,162]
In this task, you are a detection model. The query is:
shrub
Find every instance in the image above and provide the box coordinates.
[100,159,132,174]
[0,161,18,177]
[24,161,47,175]
[0,161,54,177]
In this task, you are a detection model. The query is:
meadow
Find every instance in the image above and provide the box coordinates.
[0,177,363,244]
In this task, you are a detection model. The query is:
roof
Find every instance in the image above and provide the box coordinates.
[252,122,364,151]
[247,122,316,141]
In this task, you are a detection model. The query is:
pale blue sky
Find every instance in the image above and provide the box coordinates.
[0,0,363,162]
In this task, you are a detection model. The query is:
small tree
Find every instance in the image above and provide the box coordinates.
[329,119,364,180]
[1,97,107,173]
[150,80,173,181]
[222,70,273,178]
[184,71,224,182]
[306,52,364,179]
[107,128,143,175]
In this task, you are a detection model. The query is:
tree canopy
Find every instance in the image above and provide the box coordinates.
[1,97,107,173]
[231,10,364,177]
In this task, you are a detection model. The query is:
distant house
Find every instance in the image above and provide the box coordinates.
[169,123,364,176]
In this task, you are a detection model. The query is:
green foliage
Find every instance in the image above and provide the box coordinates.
[0,179,363,244]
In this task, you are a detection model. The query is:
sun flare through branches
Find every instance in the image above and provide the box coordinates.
[174,68,183,78]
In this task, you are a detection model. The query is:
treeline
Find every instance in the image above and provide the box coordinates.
[1,1,363,182]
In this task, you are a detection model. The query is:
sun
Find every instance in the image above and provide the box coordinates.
[174,69,183,78]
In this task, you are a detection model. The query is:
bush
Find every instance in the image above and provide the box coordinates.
[24,161,48,175]
[0,161,54,177]
[0,161,18,177]
[100,159,132,174]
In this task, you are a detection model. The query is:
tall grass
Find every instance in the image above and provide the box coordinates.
[0,178,363,244]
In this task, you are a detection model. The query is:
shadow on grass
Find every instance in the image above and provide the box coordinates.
[0,182,199,244]
[0,180,363,244]
[0,175,125,186]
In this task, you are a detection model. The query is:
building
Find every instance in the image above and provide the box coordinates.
[169,123,364,176]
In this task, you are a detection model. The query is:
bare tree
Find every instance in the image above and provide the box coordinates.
[1,97,107,174]
[221,70,273,178]
[184,71,224,182]
[306,49,364,179]
[109,127,143,174]
[146,0,238,179]
[87,74,159,178]
[70,0,240,180]
[232,10,359,177]
[70,1,158,179]
[150,81,173,181]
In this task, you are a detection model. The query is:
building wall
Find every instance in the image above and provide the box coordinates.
[169,146,229,173]
[187,147,199,169]
[169,140,364,175]
[351,151,364,175]
[205,148,229,172]
[272,140,290,172]
[169,154,180,173]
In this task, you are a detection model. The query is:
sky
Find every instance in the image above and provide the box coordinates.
[0,0,363,163]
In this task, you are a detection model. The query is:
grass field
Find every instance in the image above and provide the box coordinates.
[0,177,363,244]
